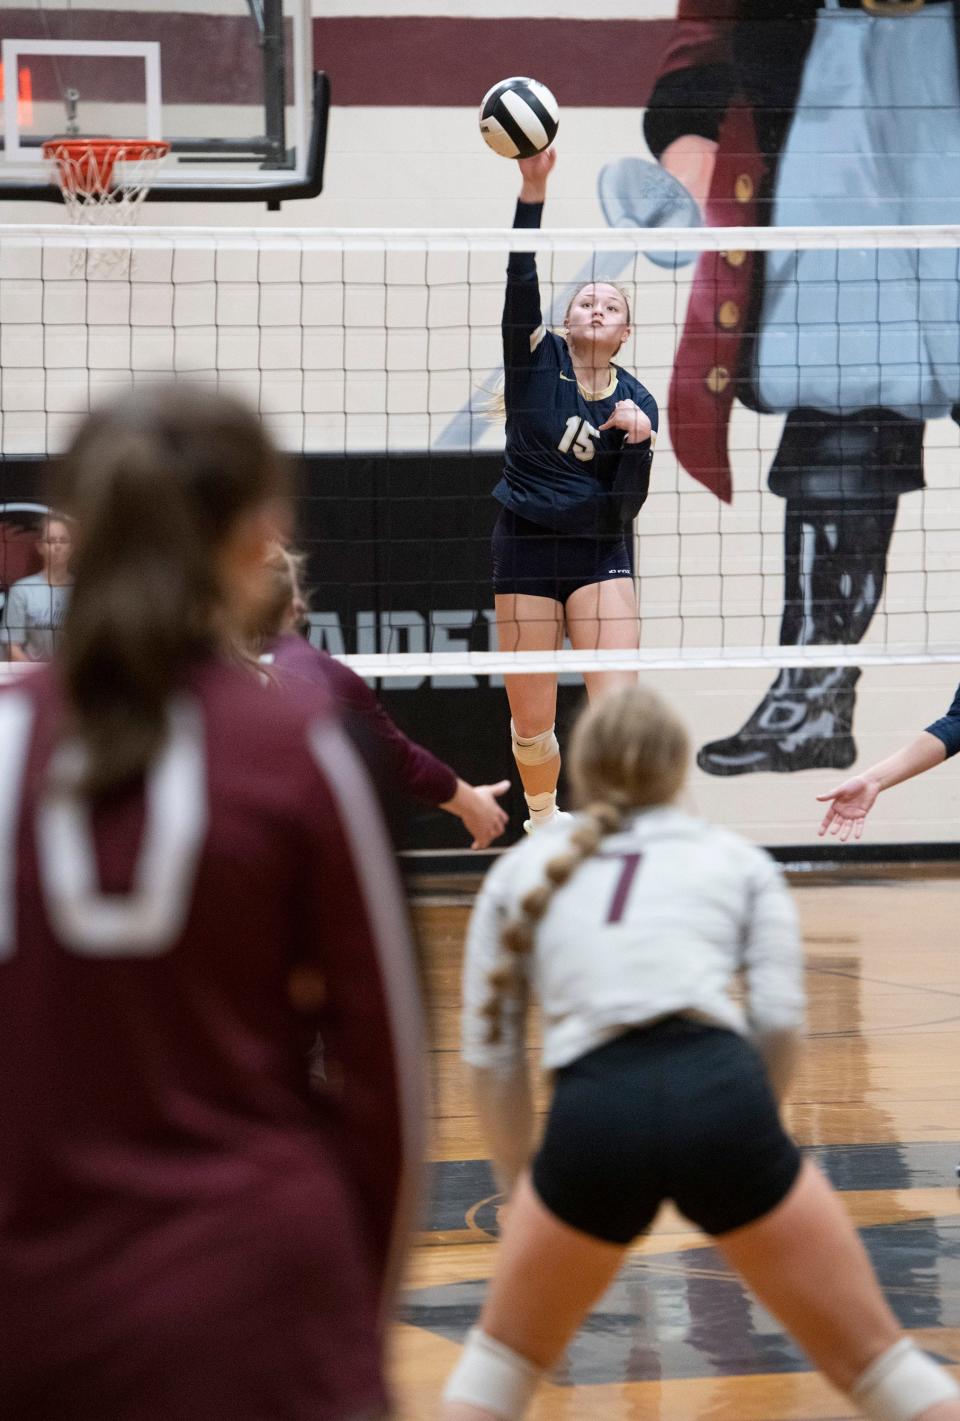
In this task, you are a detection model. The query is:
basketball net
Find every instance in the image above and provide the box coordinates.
[42,138,171,275]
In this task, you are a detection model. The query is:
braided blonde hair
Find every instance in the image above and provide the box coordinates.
[480,684,689,1045]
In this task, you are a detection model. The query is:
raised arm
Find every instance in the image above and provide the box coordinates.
[502,148,556,386]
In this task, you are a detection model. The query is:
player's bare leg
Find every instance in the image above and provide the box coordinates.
[565,576,639,700]
[717,1159,960,1416]
[441,1173,625,1420]
[496,593,565,829]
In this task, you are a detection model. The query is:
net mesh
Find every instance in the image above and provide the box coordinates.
[2,220,960,676]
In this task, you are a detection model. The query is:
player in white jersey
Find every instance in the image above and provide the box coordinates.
[442,684,960,1421]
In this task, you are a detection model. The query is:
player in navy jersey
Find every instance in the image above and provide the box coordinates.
[494,147,659,835]
[0,385,424,1421]
[253,543,510,848]
[442,685,960,1421]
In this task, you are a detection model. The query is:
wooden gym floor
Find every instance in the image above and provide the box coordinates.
[390,874,960,1419]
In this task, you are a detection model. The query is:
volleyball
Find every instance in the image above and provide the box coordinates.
[478,77,559,160]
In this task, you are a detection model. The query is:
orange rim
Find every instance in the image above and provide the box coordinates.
[42,138,170,195]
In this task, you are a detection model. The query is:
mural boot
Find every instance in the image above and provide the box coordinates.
[697,478,902,778]
[696,667,860,776]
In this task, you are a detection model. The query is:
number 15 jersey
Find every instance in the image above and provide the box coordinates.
[493,199,659,536]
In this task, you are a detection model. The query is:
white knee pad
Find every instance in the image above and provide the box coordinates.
[851,1338,960,1421]
[511,721,559,767]
[442,1327,542,1420]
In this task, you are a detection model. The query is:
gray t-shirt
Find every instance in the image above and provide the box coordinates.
[1,574,72,660]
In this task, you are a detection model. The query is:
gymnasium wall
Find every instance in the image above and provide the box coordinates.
[4,0,960,854]
[307,0,960,855]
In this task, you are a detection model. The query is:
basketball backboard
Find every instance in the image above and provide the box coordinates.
[0,0,327,207]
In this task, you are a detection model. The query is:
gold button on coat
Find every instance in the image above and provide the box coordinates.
[723,249,746,268]
[734,174,754,203]
[706,366,731,394]
[718,300,740,329]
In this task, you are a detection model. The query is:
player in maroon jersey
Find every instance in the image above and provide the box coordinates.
[0,385,424,1421]
[252,544,510,848]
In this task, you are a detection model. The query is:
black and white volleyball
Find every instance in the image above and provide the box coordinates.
[478,77,559,159]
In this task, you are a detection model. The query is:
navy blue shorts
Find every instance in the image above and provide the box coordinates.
[492,506,633,604]
[532,1018,802,1244]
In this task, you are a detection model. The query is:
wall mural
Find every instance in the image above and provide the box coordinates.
[632,1,960,779]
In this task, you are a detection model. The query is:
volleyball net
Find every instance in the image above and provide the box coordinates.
[3,219,960,680]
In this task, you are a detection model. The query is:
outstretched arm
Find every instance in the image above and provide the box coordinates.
[320,654,507,845]
[816,732,946,842]
[502,148,556,382]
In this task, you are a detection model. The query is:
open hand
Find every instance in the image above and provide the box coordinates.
[444,778,511,849]
[815,775,880,841]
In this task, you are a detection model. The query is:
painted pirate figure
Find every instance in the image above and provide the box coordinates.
[636,0,960,774]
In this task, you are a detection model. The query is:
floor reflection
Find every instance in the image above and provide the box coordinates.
[404,1213,960,1385]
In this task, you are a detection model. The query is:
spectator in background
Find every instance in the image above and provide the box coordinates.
[2,514,73,662]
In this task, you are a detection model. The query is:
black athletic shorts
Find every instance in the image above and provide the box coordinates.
[492,506,633,604]
[531,1017,802,1245]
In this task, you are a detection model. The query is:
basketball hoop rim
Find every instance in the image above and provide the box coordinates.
[42,137,171,196]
